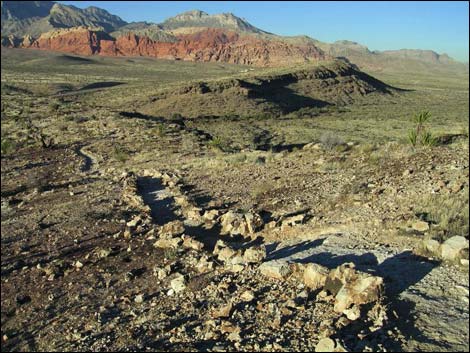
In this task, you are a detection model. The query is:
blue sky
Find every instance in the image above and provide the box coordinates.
[60,1,469,62]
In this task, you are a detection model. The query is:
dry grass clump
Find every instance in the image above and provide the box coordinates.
[416,192,469,242]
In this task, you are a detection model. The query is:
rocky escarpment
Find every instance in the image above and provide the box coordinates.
[18,27,328,67]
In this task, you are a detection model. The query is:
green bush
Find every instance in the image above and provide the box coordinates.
[207,136,226,151]
[156,123,166,137]
[1,138,16,156]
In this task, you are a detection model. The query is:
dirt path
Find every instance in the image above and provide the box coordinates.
[75,145,98,173]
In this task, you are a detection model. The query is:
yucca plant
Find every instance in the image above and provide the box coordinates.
[408,129,418,147]
[408,111,435,147]
[420,131,437,147]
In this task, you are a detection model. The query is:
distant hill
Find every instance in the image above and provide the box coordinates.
[313,39,468,74]
[1,1,467,72]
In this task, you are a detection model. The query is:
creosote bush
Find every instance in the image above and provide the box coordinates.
[113,145,129,163]
[319,132,345,150]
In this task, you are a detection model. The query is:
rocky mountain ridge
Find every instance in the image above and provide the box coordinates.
[1,1,466,69]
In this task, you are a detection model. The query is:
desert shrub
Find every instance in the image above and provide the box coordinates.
[294,106,321,118]
[170,113,183,121]
[254,156,266,165]
[319,132,345,150]
[252,112,272,120]
[156,123,166,136]
[207,136,226,151]
[408,111,437,147]
[49,101,60,113]
[36,132,54,149]
[357,143,378,154]
[416,192,469,242]
[250,183,272,200]
[113,145,129,163]
[224,152,247,165]
[1,137,16,156]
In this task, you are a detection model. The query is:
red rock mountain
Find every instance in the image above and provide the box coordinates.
[3,2,464,70]
[21,26,327,67]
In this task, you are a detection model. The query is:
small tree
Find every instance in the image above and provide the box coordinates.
[408,111,436,147]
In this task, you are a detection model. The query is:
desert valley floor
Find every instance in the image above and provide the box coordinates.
[1,47,469,352]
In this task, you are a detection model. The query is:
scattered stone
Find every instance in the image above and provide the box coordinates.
[153,265,171,279]
[170,274,187,293]
[126,215,142,228]
[327,264,383,313]
[240,290,255,302]
[134,294,144,303]
[182,235,204,251]
[343,305,361,321]
[244,212,263,234]
[411,220,430,232]
[243,245,267,264]
[203,209,220,221]
[216,246,239,263]
[154,237,182,249]
[195,256,214,273]
[213,239,228,255]
[96,247,112,259]
[174,195,190,207]
[302,263,329,290]
[220,210,262,237]
[402,168,413,176]
[259,260,292,280]
[227,326,241,342]
[281,213,306,227]
[450,182,464,193]
[159,220,185,237]
[226,264,245,273]
[186,207,202,221]
[440,236,469,261]
[315,337,336,352]
[211,302,233,319]
[423,238,440,254]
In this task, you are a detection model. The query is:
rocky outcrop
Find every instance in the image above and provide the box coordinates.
[21,27,327,67]
[27,26,115,55]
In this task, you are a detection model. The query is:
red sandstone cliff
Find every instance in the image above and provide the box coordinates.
[21,27,327,67]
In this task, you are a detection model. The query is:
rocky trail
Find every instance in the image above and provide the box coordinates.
[1,111,468,352]
[138,177,181,226]
[264,232,469,351]
[121,166,469,352]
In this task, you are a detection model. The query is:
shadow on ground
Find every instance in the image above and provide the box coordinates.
[265,238,440,351]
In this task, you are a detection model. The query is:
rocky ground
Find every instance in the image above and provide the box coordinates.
[1,122,468,351]
[1,49,469,352]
